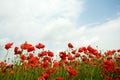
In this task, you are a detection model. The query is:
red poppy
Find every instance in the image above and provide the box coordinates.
[67,66,77,78]
[38,51,48,57]
[115,76,120,80]
[5,42,13,50]
[36,43,45,49]
[75,53,80,57]
[42,61,49,69]
[116,54,120,60]
[20,54,26,61]
[105,76,113,80]
[46,68,55,74]
[10,70,14,76]
[43,56,51,62]
[67,54,74,60]
[117,49,120,52]
[42,73,49,79]
[82,56,87,61]
[38,76,45,80]
[78,47,87,52]
[27,46,35,52]
[48,51,54,57]
[59,52,67,60]
[55,77,63,80]
[72,50,76,54]
[14,47,22,55]
[103,60,114,72]
[53,60,59,68]
[28,56,39,67]
[20,43,32,50]
[14,47,18,53]
[68,43,74,48]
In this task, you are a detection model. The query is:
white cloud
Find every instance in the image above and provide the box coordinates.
[0,0,120,59]
[0,0,83,53]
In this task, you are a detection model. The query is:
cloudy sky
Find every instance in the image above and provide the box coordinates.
[0,0,120,58]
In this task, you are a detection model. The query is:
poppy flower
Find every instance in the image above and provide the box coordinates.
[36,43,45,49]
[67,66,77,76]
[117,49,120,52]
[20,54,26,61]
[43,56,51,62]
[20,43,32,50]
[42,73,49,79]
[68,43,74,48]
[67,54,74,60]
[105,76,113,80]
[5,42,13,50]
[59,52,67,60]
[55,77,63,80]
[75,53,80,57]
[42,61,49,69]
[28,56,39,67]
[27,46,35,52]
[14,47,22,55]
[14,47,18,53]
[78,47,87,52]
[116,54,120,60]
[46,68,55,74]
[10,70,14,76]
[38,51,48,57]
[53,60,59,68]
[72,50,76,54]
[48,51,54,57]
[38,76,45,80]
[103,60,114,72]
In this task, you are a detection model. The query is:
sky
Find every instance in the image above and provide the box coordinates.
[0,0,120,60]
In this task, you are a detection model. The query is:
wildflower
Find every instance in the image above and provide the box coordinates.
[48,51,54,57]
[38,76,45,80]
[0,62,7,67]
[55,77,63,80]
[115,76,120,80]
[27,46,35,52]
[10,70,14,76]
[42,61,49,69]
[87,45,99,55]
[53,60,59,68]
[36,43,45,49]
[46,68,55,74]
[42,73,49,79]
[78,47,87,52]
[67,66,77,76]
[117,49,120,52]
[75,53,80,57]
[68,43,74,48]
[38,51,48,57]
[82,55,87,61]
[20,54,26,61]
[67,54,74,60]
[5,42,13,50]
[103,60,114,72]
[20,43,32,50]
[59,52,67,60]
[105,76,113,80]
[43,56,51,62]
[14,47,18,53]
[72,50,76,54]
[28,56,39,67]
[116,54,120,60]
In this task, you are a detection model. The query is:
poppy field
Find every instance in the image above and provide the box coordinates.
[0,42,120,80]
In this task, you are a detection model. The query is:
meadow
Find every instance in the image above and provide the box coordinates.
[0,42,120,80]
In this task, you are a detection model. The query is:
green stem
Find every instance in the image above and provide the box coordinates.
[4,50,9,62]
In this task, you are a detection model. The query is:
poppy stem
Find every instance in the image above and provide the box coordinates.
[4,50,9,62]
